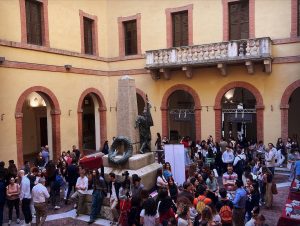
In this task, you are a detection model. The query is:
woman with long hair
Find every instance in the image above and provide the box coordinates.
[140,197,159,226]
[6,177,20,225]
[156,168,168,190]
[163,162,172,181]
[168,177,178,203]
[262,167,273,208]
[157,188,175,226]
[245,181,260,222]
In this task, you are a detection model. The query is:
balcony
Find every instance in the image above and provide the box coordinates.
[145,37,272,80]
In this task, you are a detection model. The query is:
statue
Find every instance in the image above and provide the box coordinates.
[135,95,154,154]
[108,136,133,165]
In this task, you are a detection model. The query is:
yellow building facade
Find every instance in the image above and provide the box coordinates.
[0,0,299,167]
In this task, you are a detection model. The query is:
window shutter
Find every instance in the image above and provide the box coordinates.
[229,1,249,40]
[25,0,42,45]
[84,18,94,55]
[172,11,188,47]
[124,20,137,55]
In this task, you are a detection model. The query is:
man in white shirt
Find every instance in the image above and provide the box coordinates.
[71,168,88,216]
[222,146,235,173]
[19,170,32,225]
[32,177,50,226]
[265,143,276,175]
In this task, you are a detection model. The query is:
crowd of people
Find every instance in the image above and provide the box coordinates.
[0,135,299,226]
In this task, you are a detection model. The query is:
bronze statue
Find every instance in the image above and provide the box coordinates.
[135,95,153,154]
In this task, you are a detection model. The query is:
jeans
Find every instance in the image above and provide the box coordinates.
[0,202,4,226]
[50,183,60,207]
[268,167,275,175]
[22,198,32,224]
[7,199,20,220]
[90,190,104,221]
[66,183,76,200]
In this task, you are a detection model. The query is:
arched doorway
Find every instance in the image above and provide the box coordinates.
[78,88,107,153]
[161,84,201,143]
[221,88,257,142]
[15,86,61,168]
[215,82,264,142]
[281,80,300,142]
[136,88,146,115]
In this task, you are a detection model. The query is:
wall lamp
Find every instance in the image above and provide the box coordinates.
[64,64,72,71]
[271,105,273,112]
[0,57,5,64]
[1,114,5,121]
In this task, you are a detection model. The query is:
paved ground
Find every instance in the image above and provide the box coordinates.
[1,171,291,225]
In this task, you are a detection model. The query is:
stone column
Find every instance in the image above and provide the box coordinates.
[117,76,139,154]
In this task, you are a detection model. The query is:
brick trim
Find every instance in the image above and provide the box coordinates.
[118,13,142,57]
[79,10,99,56]
[19,0,50,47]
[222,0,255,41]
[214,81,264,142]
[291,0,299,38]
[160,84,201,141]
[77,88,107,151]
[15,86,61,168]
[0,39,144,62]
[165,4,193,48]
[273,37,300,44]
[280,79,300,141]
[273,55,300,64]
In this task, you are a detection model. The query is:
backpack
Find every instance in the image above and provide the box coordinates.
[234,156,245,174]
[196,196,206,213]
[219,204,232,224]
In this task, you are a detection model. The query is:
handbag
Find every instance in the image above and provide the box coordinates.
[271,182,278,195]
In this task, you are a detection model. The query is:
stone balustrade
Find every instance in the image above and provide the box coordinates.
[145,37,272,79]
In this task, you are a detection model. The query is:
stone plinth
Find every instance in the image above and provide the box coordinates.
[117,76,139,154]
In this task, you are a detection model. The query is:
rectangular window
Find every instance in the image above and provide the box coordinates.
[172,11,188,47]
[25,0,43,45]
[83,17,94,55]
[229,0,249,40]
[124,20,137,56]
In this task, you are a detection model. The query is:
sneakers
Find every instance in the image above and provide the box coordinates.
[54,205,61,210]
[88,219,95,224]
[16,219,21,224]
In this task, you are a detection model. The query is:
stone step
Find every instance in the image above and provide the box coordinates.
[275,167,290,173]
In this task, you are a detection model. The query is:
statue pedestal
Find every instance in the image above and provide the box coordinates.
[103,152,161,190]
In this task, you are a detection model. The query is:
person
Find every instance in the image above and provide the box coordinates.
[216,188,233,226]
[118,179,131,226]
[200,206,216,226]
[71,168,88,216]
[177,204,191,226]
[245,206,259,226]
[51,169,64,210]
[178,181,194,205]
[41,146,50,166]
[168,177,178,202]
[27,167,39,216]
[206,170,219,195]
[7,160,18,182]
[6,177,20,225]
[128,196,142,226]
[276,138,286,167]
[181,137,192,165]
[140,197,159,226]
[219,137,228,153]
[155,133,162,150]
[288,148,299,181]
[222,146,234,172]
[163,162,172,181]
[233,148,246,181]
[222,165,238,199]
[19,170,32,225]
[32,177,50,226]
[131,174,144,199]
[108,172,121,223]
[265,143,276,175]
[72,145,81,162]
[156,169,168,190]
[88,169,107,224]
[65,159,79,204]
[156,188,175,225]
[0,174,6,226]
[245,182,260,222]
[262,167,273,208]
[101,141,109,155]
[22,161,31,175]
[232,180,247,226]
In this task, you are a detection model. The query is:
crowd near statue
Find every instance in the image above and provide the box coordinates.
[135,95,154,154]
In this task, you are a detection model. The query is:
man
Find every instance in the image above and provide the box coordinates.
[65,159,79,204]
[222,146,234,173]
[265,143,276,175]
[19,170,32,225]
[232,180,247,226]
[131,174,144,199]
[222,164,238,199]
[71,168,88,216]
[32,177,50,226]
[177,181,194,204]
[72,145,81,162]
[22,161,31,175]
[108,173,121,223]
[219,137,228,153]
[41,146,49,166]
[233,148,246,181]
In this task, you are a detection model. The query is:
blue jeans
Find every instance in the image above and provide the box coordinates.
[90,190,104,221]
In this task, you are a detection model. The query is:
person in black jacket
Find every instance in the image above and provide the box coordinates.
[65,159,79,204]
[245,181,260,222]
[0,175,6,226]
[108,172,121,223]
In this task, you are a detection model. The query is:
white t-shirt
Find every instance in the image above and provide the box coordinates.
[178,217,189,226]
[140,209,159,226]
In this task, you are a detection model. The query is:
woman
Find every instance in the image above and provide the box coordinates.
[168,177,178,203]
[140,197,159,226]
[276,138,286,167]
[208,204,221,225]
[119,180,131,226]
[288,148,299,181]
[262,167,273,208]
[177,205,191,226]
[157,188,175,225]
[181,137,192,165]
[155,133,162,150]
[245,182,260,222]
[206,171,219,195]
[286,137,293,154]
[163,162,172,181]
[156,169,168,190]
[199,206,220,226]
[6,177,20,225]
[128,196,141,226]
[101,141,109,155]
